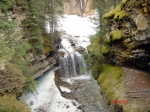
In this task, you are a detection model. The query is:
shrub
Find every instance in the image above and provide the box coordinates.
[0,63,25,96]
[0,95,30,112]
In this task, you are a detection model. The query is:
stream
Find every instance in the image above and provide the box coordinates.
[21,15,108,112]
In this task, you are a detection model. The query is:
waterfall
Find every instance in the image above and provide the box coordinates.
[58,15,96,79]
[80,0,83,9]
[58,32,87,78]
[59,50,86,78]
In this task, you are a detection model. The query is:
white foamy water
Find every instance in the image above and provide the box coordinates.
[60,15,96,37]
[21,68,81,112]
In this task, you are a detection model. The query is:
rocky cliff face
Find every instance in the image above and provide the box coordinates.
[63,0,95,16]
[103,0,150,71]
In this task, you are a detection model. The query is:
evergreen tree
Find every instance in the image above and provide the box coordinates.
[87,0,114,78]
[23,0,45,57]
[45,0,64,52]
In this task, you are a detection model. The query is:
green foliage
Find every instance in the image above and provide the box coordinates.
[45,0,64,51]
[0,63,26,96]
[0,0,64,97]
[0,95,30,112]
[11,40,31,74]
[110,30,123,41]
[105,37,111,44]
[0,38,14,68]
[101,44,110,54]
[0,20,14,31]
[87,0,112,77]
[88,36,101,57]
[87,35,105,78]
[24,77,38,94]
[98,64,123,99]
[91,62,102,78]
[43,33,51,54]
[22,0,47,56]
[0,0,13,13]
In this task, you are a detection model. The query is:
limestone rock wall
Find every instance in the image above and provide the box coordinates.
[103,0,150,71]
[63,0,95,16]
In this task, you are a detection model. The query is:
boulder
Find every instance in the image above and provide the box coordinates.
[75,46,86,54]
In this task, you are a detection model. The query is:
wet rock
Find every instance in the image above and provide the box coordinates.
[77,105,83,110]
[66,105,69,108]
[72,101,77,106]
[75,46,86,54]
[58,51,65,57]
[29,101,34,106]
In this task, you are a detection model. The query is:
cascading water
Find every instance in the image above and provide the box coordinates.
[80,0,83,9]
[59,54,86,78]
[58,34,87,78]
[58,15,108,112]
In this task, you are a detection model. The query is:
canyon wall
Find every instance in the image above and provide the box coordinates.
[103,0,150,71]
[63,0,95,16]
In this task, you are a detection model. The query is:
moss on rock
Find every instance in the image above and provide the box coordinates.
[105,38,111,44]
[121,0,127,4]
[88,36,110,55]
[103,4,122,19]
[110,30,123,41]
[114,10,127,19]
[101,44,110,54]
[103,0,128,19]
[98,64,123,99]
[88,44,110,55]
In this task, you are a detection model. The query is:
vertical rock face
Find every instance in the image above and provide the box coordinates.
[85,0,95,15]
[63,0,95,16]
[103,0,150,71]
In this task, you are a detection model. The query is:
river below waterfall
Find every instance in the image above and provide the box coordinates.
[21,15,108,112]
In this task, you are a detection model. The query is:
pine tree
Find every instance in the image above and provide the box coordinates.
[44,0,64,52]
[87,0,115,78]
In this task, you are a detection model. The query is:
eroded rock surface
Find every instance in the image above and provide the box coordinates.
[104,0,150,71]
